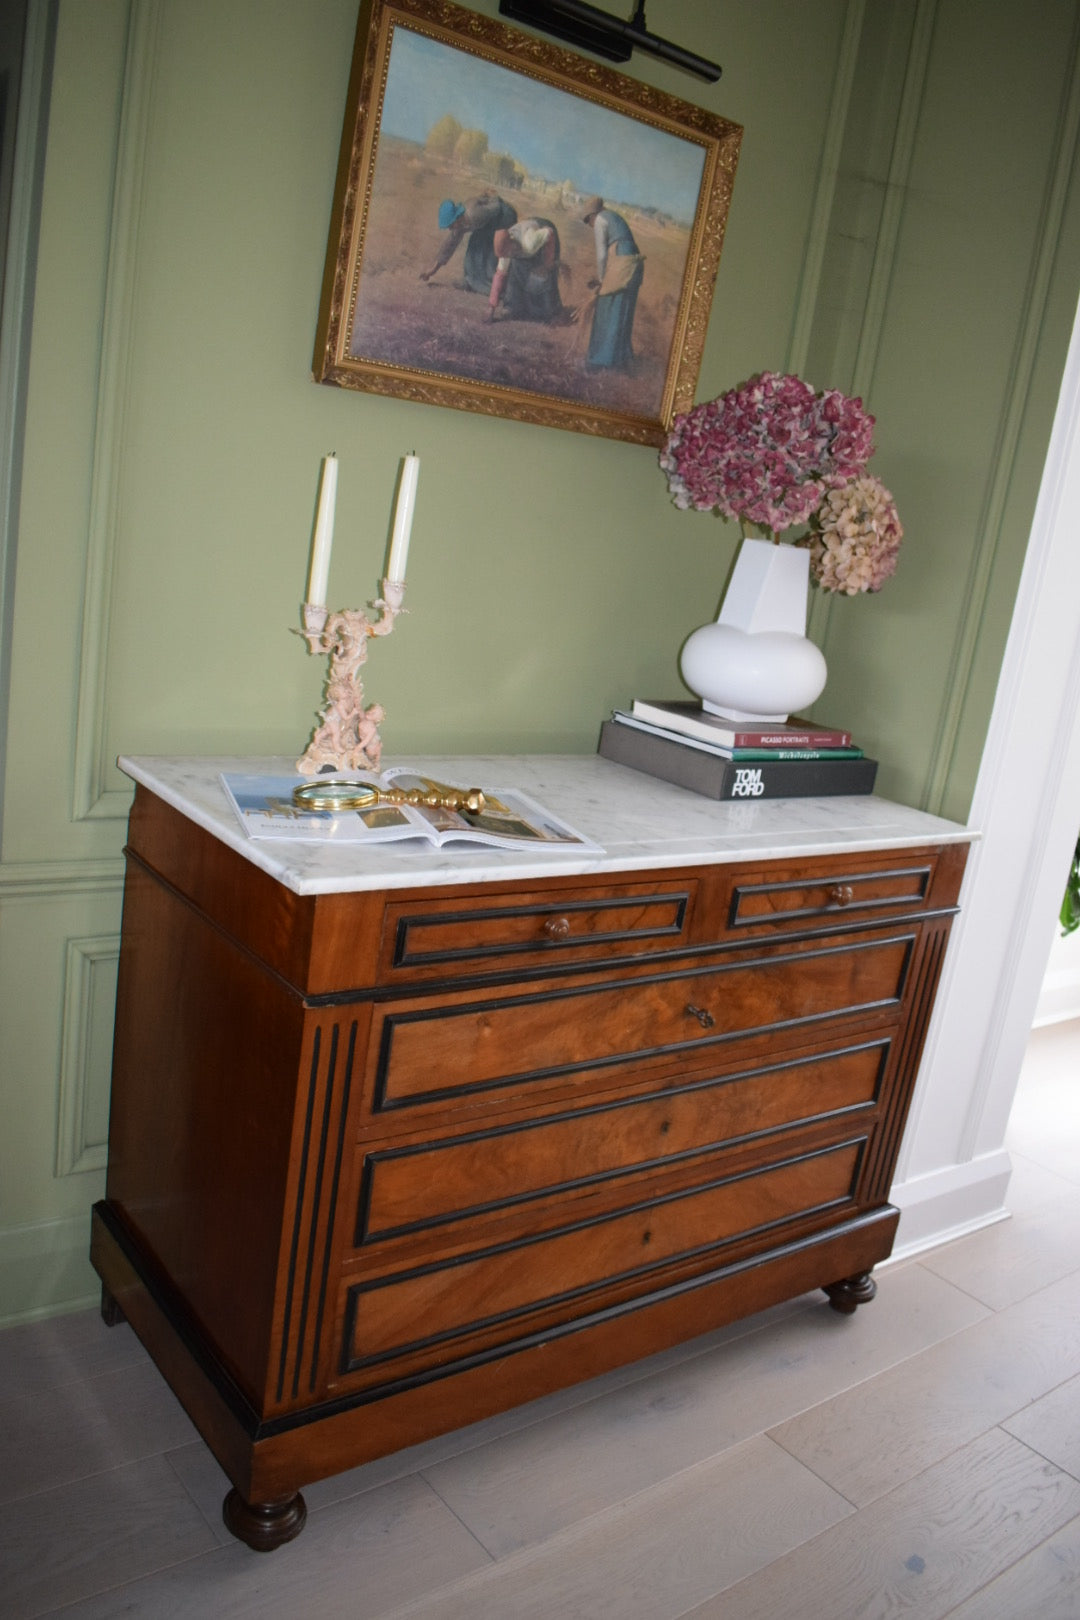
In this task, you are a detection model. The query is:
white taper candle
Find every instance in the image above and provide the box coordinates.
[306,453,337,606]
[386,454,419,584]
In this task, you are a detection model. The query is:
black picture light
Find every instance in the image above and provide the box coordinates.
[497,0,722,83]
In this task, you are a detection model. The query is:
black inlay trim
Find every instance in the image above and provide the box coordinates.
[308,1020,357,1393]
[321,1202,889,1424]
[276,1028,322,1403]
[372,933,915,1113]
[291,1024,338,1399]
[92,1201,262,1436]
[302,907,960,1008]
[392,893,689,968]
[91,1196,894,1444]
[864,928,948,1199]
[354,1038,892,1245]
[341,1137,867,1373]
[728,864,933,930]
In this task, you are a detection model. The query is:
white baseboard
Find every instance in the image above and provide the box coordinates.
[888,1149,1014,1262]
[0,1213,101,1328]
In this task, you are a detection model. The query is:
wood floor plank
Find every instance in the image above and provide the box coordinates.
[0,1354,200,1505]
[680,1430,1080,1620]
[0,1454,218,1620]
[0,1307,147,1399]
[919,1155,1080,1309]
[770,1266,1080,1505]
[945,1512,1080,1619]
[45,1474,492,1620]
[1003,1373,1080,1481]
[161,1294,823,1541]
[421,1261,986,1556]
[377,1437,850,1620]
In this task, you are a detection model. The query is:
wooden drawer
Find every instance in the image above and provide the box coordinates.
[354,1038,889,1245]
[377,880,694,980]
[365,930,916,1119]
[725,850,959,936]
[339,1137,865,1387]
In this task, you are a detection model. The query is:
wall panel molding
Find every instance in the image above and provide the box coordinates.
[71,0,160,823]
[785,0,866,378]
[809,0,937,652]
[0,0,57,851]
[0,857,124,898]
[55,933,119,1176]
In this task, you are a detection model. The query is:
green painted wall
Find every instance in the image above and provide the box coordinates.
[3,0,1080,1321]
[805,0,1080,822]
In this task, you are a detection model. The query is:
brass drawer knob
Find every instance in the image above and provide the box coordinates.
[828,884,855,907]
[685,1003,715,1029]
[544,915,572,940]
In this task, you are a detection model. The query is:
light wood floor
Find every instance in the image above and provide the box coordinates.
[3,1019,1079,1619]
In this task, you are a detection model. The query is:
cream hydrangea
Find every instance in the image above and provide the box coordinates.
[802,475,902,595]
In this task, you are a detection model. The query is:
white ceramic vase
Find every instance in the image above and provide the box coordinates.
[679,537,827,723]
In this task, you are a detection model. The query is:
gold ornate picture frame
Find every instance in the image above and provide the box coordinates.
[313,0,742,446]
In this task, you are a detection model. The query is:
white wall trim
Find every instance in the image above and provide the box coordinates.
[0,1212,100,1327]
[894,271,1080,1214]
[890,1149,1012,1260]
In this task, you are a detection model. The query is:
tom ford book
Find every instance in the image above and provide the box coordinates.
[598,720,877,800]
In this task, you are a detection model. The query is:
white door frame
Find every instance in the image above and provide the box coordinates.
[891,286,1080,1252]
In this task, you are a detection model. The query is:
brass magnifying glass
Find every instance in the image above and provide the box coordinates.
[292,778,486,815]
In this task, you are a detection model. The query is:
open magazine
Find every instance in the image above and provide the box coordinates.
[220,770,602,853]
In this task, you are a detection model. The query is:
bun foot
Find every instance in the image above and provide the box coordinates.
[824,1271,878,1315]
[222,1488,307,1551]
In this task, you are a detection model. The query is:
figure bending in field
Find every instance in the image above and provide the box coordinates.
[581,196,644,370]
[420,192,518,294]
[484,219,568,324]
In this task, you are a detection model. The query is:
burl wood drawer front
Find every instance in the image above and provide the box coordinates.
[370,934,914,1114]
[379,883,691,977]
[356,1040,889,1243]
[729,862,934,930]
[341,1139,864,1378]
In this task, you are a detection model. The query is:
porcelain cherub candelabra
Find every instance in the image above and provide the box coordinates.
[294,450,418,775]
[294,580,404,776]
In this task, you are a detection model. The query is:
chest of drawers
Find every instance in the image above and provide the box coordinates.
[90,757,970,1549]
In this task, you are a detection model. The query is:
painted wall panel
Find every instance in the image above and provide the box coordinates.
[811,0,1080,817]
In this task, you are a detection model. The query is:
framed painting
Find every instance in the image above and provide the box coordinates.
[313,0,742,446]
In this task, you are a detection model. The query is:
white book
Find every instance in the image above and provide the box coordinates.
[629,698,853,749]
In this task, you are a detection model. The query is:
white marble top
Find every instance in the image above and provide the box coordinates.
[118,755,976,897]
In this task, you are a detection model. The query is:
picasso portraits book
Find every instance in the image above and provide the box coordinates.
[629,698,853,750]
[220,770,601,852]
[610,712,864,761]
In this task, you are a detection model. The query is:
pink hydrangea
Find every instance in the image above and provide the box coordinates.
[659,372,876,538]
[799,474,903,594]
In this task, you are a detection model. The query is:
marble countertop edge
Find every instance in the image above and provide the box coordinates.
[117,754,977,897]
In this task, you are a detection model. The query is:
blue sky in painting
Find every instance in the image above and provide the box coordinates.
[380,28,705,222]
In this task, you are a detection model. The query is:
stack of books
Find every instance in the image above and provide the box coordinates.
[598,699,878,801]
